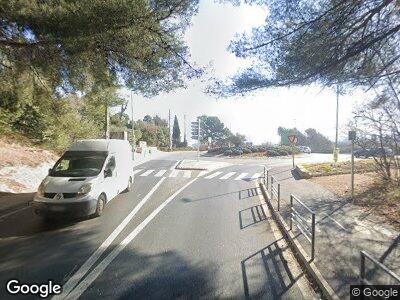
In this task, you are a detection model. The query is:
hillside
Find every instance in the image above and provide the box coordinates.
[0,135,58,193]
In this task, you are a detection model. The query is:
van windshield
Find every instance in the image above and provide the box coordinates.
[51,151,108,177]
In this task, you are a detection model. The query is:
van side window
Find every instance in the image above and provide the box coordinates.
[106,156,116,171]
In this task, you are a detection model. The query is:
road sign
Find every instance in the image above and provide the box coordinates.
[288,135,297,144]
[348,130,356,141]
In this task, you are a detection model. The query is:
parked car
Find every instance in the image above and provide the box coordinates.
[368,147,393,157]
[354,148,370,158]
[354,147,393,158]
[297,146,311,154]
[33,139,134,219]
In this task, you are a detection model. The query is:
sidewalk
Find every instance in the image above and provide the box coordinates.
[265,166,400,299]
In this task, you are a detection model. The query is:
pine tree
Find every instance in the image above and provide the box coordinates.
[172,115,181,148]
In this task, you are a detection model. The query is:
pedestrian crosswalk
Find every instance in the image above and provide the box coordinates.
[133,169,262,181]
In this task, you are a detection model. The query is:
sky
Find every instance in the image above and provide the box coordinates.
[118,0,372,145]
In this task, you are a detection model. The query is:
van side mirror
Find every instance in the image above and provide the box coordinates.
[104,169,113,178]
[48,168,52,175]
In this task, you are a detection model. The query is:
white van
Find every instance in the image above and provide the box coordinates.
[33,139,134,219]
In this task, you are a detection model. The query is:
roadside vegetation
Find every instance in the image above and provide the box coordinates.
[0,0,199,151]
[301,160,376,177]
[208,144,299,157]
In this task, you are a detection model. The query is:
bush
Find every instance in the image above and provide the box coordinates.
[232,149,243,156]
[242,148,252,154]
[266,150,280,156]
[224,149,233,156]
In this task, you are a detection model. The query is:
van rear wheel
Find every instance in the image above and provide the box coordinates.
[94,194,106,217]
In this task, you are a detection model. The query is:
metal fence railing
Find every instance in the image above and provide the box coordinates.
[290,194,316,260]
[263,166,270,187]
[360,251,400,285]
[270,176,281,211]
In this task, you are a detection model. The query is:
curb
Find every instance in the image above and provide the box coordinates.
[175,160,207,171]
[294,165,312,179]
[259,182,340,300]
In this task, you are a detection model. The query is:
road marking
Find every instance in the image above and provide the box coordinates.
[154,170,167,177]
[204,171,223,179]
[251,173,261,180]
[220,172,236,180]
[132,169,143,175]
[170,160,180,170]
[140,169,154,177]
[54,177,166,300]
[183,170,191,178]
[169,169,179,177]
[197,170,209,177]
[66,178,198,300]
[234,173,248,180]
[0,206,31,222]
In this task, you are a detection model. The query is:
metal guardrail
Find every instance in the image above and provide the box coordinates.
[360,250,400,285]
[290,194,316,260]
[270,176,281,211]
[263,166,270,187]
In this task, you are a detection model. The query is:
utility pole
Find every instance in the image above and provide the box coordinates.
[183,114,187,146]
[168,109,172,151]
[334,85,340,162]
[349,130,356,202]
[197,118,201,161]
[130,91,135,146]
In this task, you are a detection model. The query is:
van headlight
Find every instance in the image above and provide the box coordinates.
[37,181,47,197]
[78,183,93,196]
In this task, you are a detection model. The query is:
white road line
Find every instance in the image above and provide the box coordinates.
[183,170,191,178]
[251,173,261,180]
[0,206,31,222]
[140,169,154,177]
[234,173,248,180]
[66,178,198,300]
[169,169,179,177]
[170,160,180,170]
[54,177,166,300]
[204,171,223,179]
[132,169,143,175]
[197,170,209,177]
[219,172,236,180]
[154,170,167,177]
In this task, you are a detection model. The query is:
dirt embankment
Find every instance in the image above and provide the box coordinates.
[0,137,58,193]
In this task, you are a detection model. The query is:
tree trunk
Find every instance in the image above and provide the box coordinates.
[105,105,110,139]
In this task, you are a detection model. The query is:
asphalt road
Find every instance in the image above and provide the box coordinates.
[0,152,318,299]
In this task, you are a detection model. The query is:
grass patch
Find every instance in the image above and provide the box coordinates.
[311,173,400,229]
[301,160,376,177]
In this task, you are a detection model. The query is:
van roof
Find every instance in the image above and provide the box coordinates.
[68,139,130,152]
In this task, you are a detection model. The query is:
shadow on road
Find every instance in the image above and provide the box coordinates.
[83,249,217,299]
[241,238,303,299]
[239,205,268,229]
[181,187,261,203]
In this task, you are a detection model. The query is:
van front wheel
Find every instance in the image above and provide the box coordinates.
[94,194,106,217]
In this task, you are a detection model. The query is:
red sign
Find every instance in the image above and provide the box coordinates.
[288,135,297,144]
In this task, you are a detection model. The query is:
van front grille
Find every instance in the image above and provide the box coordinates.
[44,193,78,199]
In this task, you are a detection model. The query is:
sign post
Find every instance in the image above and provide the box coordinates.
[191,118,201,162]
[348,130,356,202]
[288,134,298,168]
